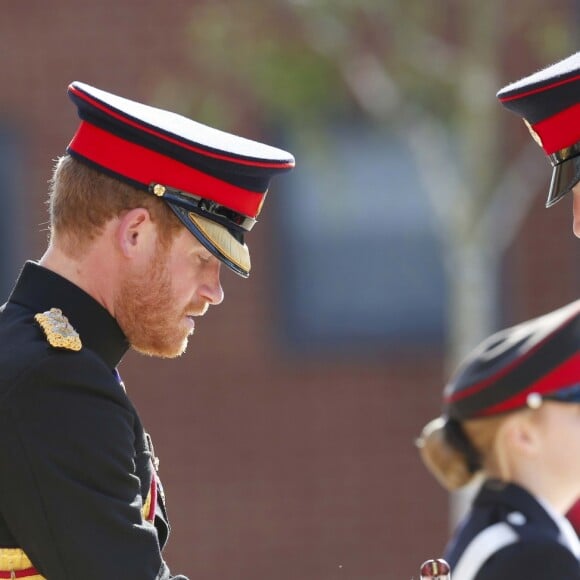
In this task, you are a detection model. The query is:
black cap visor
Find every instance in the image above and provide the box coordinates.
[546,149,580,208]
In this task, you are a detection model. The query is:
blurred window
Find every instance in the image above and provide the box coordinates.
[273,122,447,353]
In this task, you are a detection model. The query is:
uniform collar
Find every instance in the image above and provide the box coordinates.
[537,496,580,559]
[476,480,559,528]
[7,261,129,369]
[476,479,580,557]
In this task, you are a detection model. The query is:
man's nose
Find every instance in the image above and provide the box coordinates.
[201,261,225,305]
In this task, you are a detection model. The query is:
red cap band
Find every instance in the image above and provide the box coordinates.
[532,103,580,155]
[476,352,580,417]
[68,121,264,218]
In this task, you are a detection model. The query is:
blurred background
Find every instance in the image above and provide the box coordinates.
[1,1,579,578]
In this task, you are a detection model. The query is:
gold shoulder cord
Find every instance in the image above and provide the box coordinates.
[34,308,82,351]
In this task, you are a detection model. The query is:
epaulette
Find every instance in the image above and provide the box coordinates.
[34,308,82,351]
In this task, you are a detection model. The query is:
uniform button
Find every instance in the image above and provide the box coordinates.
[507,511,526,526]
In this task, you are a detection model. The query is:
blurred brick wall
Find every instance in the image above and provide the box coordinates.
[0,2,577,579]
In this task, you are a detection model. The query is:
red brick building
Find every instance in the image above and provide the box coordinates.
[0,2,578,578]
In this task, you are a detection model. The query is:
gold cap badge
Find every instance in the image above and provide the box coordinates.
[35,308,82,351]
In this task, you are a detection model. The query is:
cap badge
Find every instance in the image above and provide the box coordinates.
[35,308,82,351]
[152,183,166,197]
[523,119,543,148]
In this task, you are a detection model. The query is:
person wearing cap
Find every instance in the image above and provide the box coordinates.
[498,52,580,534]
[497,51,580,234]
[0,82,294,579]
[417,300,580,579]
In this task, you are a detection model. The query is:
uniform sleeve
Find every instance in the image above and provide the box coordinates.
[0,353,189,580]
[476,540,580,580]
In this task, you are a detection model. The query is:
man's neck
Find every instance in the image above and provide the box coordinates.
[39,241,118,319]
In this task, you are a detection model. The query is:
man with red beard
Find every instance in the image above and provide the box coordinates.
[0,82,294,579]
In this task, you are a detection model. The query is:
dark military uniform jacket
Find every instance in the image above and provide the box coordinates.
[445,479,580,579]
[0,262,188,579]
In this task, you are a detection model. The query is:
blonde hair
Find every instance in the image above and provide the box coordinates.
[417,414,507,491]
[47,155,181,258]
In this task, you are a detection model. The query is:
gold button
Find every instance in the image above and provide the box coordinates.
[153,184,166,197]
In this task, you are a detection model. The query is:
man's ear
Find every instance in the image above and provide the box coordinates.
[116,208,155,258]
